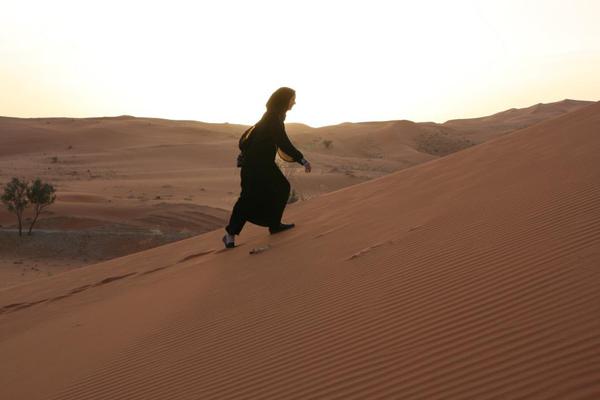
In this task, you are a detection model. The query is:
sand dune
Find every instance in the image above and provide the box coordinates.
[290,99,594,155]
[1,102,598,399]
[443,98,593,141]
[7,101,586,286]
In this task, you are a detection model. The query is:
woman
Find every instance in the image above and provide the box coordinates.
[222,87,312,248]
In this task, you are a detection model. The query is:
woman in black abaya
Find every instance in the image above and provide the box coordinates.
[223,87,312,248]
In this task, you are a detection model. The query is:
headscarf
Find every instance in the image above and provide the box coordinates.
[262,86,295,122]
[240,87,296,155]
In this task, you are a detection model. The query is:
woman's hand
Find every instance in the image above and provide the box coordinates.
[300,158,312,173]
[304,160,312,173]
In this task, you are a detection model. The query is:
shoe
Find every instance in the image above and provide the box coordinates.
[269,222,295,234]
[222,234,235,248]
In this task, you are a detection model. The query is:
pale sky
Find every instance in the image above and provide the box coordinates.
[1,0,599,127]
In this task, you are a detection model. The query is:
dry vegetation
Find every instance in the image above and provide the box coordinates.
[414,132,475,156]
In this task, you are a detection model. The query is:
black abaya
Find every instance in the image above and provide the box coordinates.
[225,112,304,235]
[226,163,291,235]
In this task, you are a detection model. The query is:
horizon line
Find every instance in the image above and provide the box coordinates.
[1,98,597,129]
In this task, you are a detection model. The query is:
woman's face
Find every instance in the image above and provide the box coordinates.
[287,94,296,111]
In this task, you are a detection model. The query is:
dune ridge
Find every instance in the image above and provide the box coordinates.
[0,102,599,399]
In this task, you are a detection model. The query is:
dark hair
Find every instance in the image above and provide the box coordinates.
[263,87,295,121]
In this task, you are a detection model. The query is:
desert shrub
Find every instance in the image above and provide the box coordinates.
[275,159,303,204]
[322,139,333,149]
[1,177,56,236]
[1,178,29,236]
[415,132,475,156]
[288,187,299,204]
[26,178,56,235]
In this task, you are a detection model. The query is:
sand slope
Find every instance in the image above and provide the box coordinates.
[292,99,594,156]
[4,101,589,287]
[1,102,600,399]
[442,98,593,141]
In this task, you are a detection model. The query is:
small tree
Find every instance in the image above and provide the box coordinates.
[1,178,30,236]
[26,178,56,235]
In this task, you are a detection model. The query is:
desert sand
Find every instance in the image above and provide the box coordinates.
[0,101,598,399]
[0,100,591,287]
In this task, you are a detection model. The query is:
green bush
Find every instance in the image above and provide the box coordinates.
[1,178,29,236]
[27,178,57,235]
[1,177,56,236]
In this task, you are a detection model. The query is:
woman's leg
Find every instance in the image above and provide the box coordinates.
[225,197,247,235]
[225,168,250,235]
[269,167,291,229]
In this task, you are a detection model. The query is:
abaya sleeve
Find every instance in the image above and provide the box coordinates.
[273,120,305,165]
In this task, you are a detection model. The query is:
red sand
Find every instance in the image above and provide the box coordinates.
[1,102,599,399]
[3,101,588,288]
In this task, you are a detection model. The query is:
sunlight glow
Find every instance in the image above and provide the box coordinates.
[1,0,599,126]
